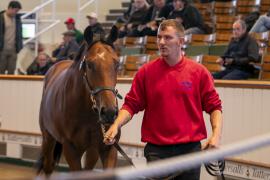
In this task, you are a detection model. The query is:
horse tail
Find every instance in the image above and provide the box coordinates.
[36,155,44,174]
[36,141,62,174]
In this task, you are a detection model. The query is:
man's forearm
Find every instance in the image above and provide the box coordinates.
[210,109,223,139]
[114,109,132,129]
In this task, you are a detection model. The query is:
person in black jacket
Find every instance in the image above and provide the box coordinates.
[168,0,205,35]
[130,0,173,37]
[86,12,106,41]
[213,20,260,80]
[0,1,23,74]
[118,0,149,38]
[52,30,80,62]
[27,52,53,75]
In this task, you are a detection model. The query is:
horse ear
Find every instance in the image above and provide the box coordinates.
[74,42,86,62]
[106,25,118,44]
[84,25,94,45]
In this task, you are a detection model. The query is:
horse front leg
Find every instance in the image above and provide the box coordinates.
[62,142,83,171]
[100,145,118,169]
[84,147,99,170]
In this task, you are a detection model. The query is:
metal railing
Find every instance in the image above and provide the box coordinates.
[21,0,60,56]
[77,0,97,29]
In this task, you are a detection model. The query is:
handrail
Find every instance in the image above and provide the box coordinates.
[20,0,59,58]
[23,20,60,45]
[77,0,97,29]
[21,0,55,20]
[79,0,95,11]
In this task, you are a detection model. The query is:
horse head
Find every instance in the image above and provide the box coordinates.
[76,25,121,125]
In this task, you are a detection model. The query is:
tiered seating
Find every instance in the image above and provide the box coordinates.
[123,54,149,77]
[215,33,232,44]
[260,54,270,80]
[201,55,222,73]
[237,0,261,17]
[261,0,270,14]
[213,1,237,16]
[144,36,158,55]
[190,34,215,45]
[250,31,269,55]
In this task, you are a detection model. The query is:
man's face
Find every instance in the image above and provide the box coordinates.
[6,8,20,17]
[232,22,245,39]
[66,23,75,30]
[173,0,184,10]
[157,26,183,58]
[154,0,165,9]
[37,54,48,67]
[88,17,97,26]
[134,0,145,9]
[63,35,72,43]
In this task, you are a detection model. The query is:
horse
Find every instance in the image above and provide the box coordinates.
[37,26,121,175]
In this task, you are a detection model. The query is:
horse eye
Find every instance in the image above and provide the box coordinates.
[86,61,95,70]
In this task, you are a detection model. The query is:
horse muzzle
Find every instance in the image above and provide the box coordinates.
[99,107,118,125]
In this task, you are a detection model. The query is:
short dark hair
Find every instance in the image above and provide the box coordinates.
[8,1,22,9]
[158,19,185,37]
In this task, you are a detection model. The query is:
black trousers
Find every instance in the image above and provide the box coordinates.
[144,142,201,180]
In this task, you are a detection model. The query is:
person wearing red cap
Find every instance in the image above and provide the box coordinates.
[64,17,83,44]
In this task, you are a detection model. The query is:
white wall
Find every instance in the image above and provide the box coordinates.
[0,78,270,166]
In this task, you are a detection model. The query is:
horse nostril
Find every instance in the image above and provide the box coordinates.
[100,107,118,123]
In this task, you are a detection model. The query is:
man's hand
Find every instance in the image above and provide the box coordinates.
[224,58,234,66]
[216,58,225,66]
[202,135,221,150]
[103,123,119,145]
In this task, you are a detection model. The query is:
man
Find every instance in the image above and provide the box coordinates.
[52,30,79,62]
[64,17,83,44]
[27,52,53,75]
[131,0,173,37]
[86,12,105,41]
[249,10,270,33]
[168,0,205,35]
[118,0,149,38]
[0,1,23,74]
[104,19,222,180]
[213,20,259,80]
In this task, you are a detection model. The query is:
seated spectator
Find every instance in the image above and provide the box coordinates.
[64,17,84,44]
[116,0,135,24]
[168,0,205,35]
[249,11,270,33]
[27,52,53,75]
[86,12,105,41]
[131,0,173,37]
[118,0,149,38]
[213,20,259,80]
[52,30,80,62]
[16,42,44,74]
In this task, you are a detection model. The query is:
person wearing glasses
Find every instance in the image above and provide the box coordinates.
[213,20,260,80]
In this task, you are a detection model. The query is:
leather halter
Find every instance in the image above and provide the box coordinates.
[79,56,122,114]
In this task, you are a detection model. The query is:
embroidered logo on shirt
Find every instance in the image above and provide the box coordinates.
[181,81,192,90]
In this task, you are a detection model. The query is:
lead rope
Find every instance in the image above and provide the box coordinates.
[101,124,135,167]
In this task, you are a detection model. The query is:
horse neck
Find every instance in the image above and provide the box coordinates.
[65,63,88,99]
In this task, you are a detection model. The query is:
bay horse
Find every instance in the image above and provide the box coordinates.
[37,26,121,175]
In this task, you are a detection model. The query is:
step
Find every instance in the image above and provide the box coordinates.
[122,2,130,8]
[109,9,127,14]
[106,14,122,21]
